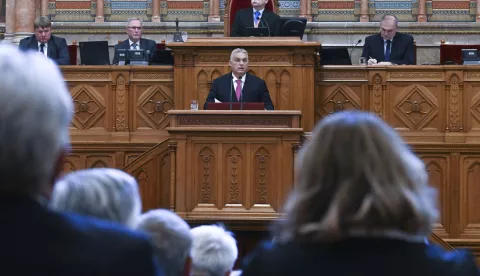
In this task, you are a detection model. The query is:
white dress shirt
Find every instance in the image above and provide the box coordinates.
[253,8,265,27]
[129,39,140,50]
[232,73,246,92]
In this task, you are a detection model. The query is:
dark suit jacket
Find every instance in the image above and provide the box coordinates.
[231,8,281,37]
[242,238,480,276]
[18,34,70,65]
[204,72,274,110]
[113,38,157,65]
[361,32,415,65]
[0,195,164,276]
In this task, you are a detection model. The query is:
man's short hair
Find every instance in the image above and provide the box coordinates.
[34,16,52,29]
[126,17,143,27]
[0,45,72,194]
[230,48,248,62]
[136,209,192,276]
[50,168,142,228]
[190,225,238,276]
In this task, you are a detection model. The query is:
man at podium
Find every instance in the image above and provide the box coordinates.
[203,48,274,110]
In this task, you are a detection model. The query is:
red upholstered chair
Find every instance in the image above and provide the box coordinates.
[224,0,278,36]
[157,40,166,50]
[68,40,78,65]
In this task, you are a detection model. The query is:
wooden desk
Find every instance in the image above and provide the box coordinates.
[168,37,320,132]
[61,65,480,256]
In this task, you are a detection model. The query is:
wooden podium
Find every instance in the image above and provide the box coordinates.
[167,110,303,222]
[167,37,320,132]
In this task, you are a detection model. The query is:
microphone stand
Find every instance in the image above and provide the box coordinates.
[229,75,233,111]
[240,82,243,110]
[259,17,271,37]
[349,39,362,63]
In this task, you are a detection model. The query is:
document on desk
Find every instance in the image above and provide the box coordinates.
[215,98,221,103]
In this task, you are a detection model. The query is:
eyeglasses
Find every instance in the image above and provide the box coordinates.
[127,27,142,31]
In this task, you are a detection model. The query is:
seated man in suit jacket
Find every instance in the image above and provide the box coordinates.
[113,17,157,65]
[204,48,274,110]
[361,14,415,65]
[18,16,70,65]
[0,45,163,276]
[231,0,281,37]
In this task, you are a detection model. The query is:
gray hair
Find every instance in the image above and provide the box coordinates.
[190,225,238,276]
[275,111,438,243]
[50,168,142,228]
[230,48,248,62]
[0,45,72,195]
[381,14,398,25]
[126,17,143,27]
[136,209,192,276]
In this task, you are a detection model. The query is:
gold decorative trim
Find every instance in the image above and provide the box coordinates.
[53,28,223,34]
[132,72,174,80]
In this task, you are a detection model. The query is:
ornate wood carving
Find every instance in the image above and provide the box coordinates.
[370,73,383,117]
[393,85,439,130]
[199,147,214,204]
[227,147,242,204]
[137,85,174,129]
[255,147,270,204]
[318,85,361,116]
[115,74,127,131]
[178,117,292,127]
[447,74,462,132]
[71,85,105,129]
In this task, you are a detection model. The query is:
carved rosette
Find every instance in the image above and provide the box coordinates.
[71,85,106,129]
[199,147,213,203]
[447,74,463,132]
[319,85,361,115]
[227,148,241,204]
[137,85,174,129]
[393,85,439,130]
[255,147,270,204]
[115,75,127,131]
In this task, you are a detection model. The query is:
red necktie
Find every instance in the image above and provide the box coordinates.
[235,79,242,101]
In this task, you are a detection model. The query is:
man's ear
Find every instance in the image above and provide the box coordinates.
[183,256,192,276]
[44,149,67,199]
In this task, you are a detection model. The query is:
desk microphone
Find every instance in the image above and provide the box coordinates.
[230,76,233,110]
[258,17,271,37]
[349,39,362,62]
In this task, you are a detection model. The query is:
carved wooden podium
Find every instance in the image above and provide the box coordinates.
[167,37,320,132]
[167,110,303,222]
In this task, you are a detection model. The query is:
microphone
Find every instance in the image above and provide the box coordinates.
[258,17,271,37]
[230,75,233,110]
[240,81,243,110]
[349,39,362,63]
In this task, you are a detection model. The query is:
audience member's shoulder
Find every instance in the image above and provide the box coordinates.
[427,244,479,274]
[59,210,148,241]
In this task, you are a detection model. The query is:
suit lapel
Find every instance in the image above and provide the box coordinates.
[47,38,56,59]
[226,74,238,102]
[241,73,254,102]
[375,35,384,61]
[243,9,254,28]
[29,36,39,51]
[140,39,146,50]
[390,33,400,59]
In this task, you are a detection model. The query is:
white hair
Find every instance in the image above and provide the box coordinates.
[50,168,142,228]
[230,48,248,62]
[190,225,238,276]
[136,209,192,276]
[126,17,143,27]
[0,45,72,194]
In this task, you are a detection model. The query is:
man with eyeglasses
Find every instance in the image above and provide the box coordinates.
[113,17,157,65]
[18,16,70,65]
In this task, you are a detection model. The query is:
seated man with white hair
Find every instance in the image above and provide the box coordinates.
[0,45,163,275]
[50,168,142,228]
[136,209,193,276]
[190,225,238,276]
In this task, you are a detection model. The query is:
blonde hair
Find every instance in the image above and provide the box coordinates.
[275,111,438,242]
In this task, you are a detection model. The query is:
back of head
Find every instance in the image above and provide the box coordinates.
[276,111,438,242]
[0,45,72,196]
[50,168,141,228]
[136,209,192,276]
[190,225,238,276]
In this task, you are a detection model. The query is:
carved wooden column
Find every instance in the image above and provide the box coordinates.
[360,0,369,22]
[13,0,36,44]
[477,0,480,22]
[41,0,48,16]
[300,0,312,21]
[152,0,161,22]
[3,0,15,43]
[417,0,427,22]
[208,0,220,22]
[95,0,104,23]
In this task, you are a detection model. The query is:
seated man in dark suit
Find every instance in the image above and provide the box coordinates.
[0,45,163,276]
[361,14,415,65]
[18,16,70,65]
[113,17,157,65]
[231,0,281,37]
[204,48,274,110]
